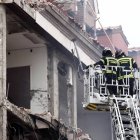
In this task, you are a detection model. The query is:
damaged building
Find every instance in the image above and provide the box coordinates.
[0,0,113,140]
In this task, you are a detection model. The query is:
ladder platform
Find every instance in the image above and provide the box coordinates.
[83,94,130,111]
[83,102,110,111]
[83,66,140,139]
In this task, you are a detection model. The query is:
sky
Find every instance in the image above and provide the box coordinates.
[96,0,140,47]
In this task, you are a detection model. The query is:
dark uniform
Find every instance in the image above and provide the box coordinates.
[95,48,118,95]
[115,50,138,97]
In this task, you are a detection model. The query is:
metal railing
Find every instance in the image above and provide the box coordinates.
[127,96,140,137]
[110,96,125,140]
[84,65,140,100]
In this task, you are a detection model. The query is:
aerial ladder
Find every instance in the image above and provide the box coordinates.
[83,66,140,140]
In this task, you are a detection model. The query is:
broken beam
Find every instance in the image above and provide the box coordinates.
[2,99,35,128]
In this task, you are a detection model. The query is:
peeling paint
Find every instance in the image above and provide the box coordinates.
[30,89,47,98]
[30,89,49,113]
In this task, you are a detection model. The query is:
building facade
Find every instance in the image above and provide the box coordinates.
[128,47,140,68]
[0,1,114,140]
[97,25,129,54]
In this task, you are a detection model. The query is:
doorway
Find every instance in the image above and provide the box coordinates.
[7,66,30,108]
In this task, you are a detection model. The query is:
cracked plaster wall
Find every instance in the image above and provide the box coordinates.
[7,47,49,113]
[52,47,77,128]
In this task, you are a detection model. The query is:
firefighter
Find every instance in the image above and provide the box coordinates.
[94,48,118,96]
[115,50,138,97]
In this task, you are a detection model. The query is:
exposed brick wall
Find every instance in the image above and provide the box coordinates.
[97,35,112,47]
[97,32,128,54]
[112,33,128,53]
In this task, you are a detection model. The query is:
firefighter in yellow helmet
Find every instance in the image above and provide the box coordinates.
[115,50,138,97]
[94,48,118,96]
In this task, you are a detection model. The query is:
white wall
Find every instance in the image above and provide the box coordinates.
[7,47,49,113]
[36,12,95,65]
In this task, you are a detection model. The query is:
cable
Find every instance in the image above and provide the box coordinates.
[86,0,116,54]
[71,39,85,82]
[72,39,84,72]
[97,20,116,54]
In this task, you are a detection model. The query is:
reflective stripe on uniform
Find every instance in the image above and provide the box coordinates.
[118,57,132,68]
[117,57,134,80]
[118,74,134,80]
[100,59,105,64]
[106,57,117,65]
[105,70,117,74]
[104,57,117,74]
